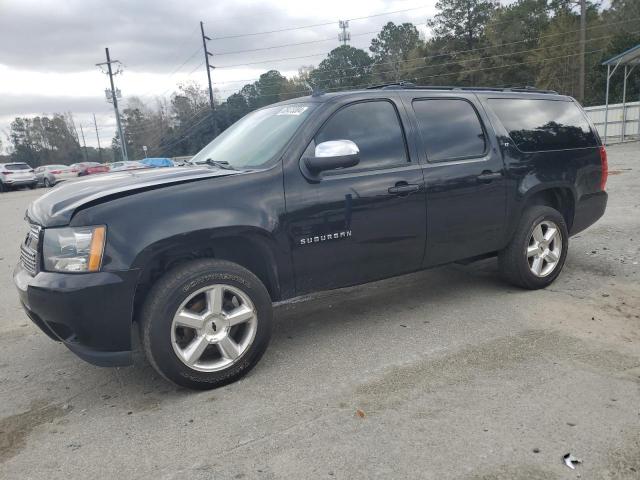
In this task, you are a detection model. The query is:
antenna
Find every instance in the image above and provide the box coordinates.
[338,20,350,46]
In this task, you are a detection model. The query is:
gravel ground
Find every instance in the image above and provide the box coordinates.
[0,143,638,479]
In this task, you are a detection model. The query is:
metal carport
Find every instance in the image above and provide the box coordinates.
[602,44,640,144]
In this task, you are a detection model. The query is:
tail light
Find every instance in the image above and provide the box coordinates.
[51,170,62,174]
[71,169,78,173]
[599,145,608,191]
[29,169,34,173]
[3,171,12,175]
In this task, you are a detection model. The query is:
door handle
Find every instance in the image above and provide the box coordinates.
[388,182,420,195]
[476,171,503,183]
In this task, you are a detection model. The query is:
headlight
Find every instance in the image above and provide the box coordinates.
[42,225,106,273]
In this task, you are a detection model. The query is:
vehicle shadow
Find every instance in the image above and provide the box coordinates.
[59,259,510,397]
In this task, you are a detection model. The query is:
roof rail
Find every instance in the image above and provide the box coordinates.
[366,81,416,90]
[365,82,557,94]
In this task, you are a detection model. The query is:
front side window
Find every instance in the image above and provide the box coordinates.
[191,103,315,169]
[413,99,487,162]
[315,100,408,171]
[488,98,597,152]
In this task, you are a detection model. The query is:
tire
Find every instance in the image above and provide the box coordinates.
[139,259,273,390]
[0,182,5,193]
[498,205,569,290]
[28,183,36,190]
[43,178,51,188]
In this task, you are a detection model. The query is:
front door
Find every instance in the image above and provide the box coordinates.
[284,98,426,295]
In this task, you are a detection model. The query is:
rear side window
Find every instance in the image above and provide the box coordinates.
[488,98,597,152]
[316,100,408,170]
[412,99,487,162]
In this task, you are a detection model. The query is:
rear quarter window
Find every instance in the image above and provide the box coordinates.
[488,98,597,152]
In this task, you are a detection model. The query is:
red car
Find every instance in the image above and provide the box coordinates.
[71,162,110,176]
[85,164,110,175]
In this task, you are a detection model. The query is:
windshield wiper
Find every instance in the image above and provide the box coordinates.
[205,159,236,170]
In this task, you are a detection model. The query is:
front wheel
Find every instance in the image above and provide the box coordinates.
[498,205,569,290]
[139,259,273,390]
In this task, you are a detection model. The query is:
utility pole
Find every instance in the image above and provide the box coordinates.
[92,113,103,163]
[200,21,218,136]
[578,0,586,103]
[79,124,89,162]
[200,21,215,111]
[97,47,128,161]
[338,20,350,46]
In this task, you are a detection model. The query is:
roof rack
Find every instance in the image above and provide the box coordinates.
[366,82,557,94]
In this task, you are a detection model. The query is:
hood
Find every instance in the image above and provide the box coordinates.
[28,166,238,227]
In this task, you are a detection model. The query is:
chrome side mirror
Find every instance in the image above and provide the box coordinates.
[303,140,360,176]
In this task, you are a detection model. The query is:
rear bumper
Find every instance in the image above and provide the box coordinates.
[571,191,608,235]
[4,178,36,186]
[14,265,139,367]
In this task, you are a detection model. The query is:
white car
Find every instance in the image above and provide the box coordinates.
[35,164,78,187]
[108,161,147,172]
[0,162,37,192]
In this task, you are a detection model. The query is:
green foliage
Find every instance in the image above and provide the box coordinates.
[369,22,423,82]
[309,46,373,89]
[428,0,497,49]
[8,114,84,167]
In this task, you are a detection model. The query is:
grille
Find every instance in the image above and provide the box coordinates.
[20,224,41,276]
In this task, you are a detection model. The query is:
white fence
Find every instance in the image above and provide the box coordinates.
[584,100,640,144]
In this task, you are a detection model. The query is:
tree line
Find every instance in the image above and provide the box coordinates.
[4,0,638,166]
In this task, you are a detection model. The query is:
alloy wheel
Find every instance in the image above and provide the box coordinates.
[526,220,562,277]
[170,284,258,372]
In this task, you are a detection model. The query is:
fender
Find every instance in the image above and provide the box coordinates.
[70,167,295,300]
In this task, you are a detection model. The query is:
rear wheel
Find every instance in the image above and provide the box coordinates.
[0,181,5,193]
[43,178,52,188]
[139,259,272,390]
[498,205,568,289]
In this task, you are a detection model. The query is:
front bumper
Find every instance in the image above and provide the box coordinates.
[14,265,139,367]
[570,191,608,235]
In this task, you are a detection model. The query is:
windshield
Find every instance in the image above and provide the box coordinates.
[190,103,315,169]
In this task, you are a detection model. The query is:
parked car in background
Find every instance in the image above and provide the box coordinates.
[108,161,147,172]
[84,164,110,175]
[0,162,37,192]
[35,164,77,187]
[71,162,101,176]
[140,157,174,168]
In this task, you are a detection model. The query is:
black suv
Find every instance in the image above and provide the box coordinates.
[14,85,608,389]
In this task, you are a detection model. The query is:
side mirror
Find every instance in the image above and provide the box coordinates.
[303,140,360,176]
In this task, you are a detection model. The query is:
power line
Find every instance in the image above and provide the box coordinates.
[210,28,627,97]
[215,15,638,69]
[209,6,429,41]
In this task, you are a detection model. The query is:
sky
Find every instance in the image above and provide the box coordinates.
[0,0,435,151]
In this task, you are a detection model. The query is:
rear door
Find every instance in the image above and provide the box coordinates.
[283,96,426,294]
[402,93,507,265]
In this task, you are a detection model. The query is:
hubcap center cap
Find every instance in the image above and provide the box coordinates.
[204,314,229,340]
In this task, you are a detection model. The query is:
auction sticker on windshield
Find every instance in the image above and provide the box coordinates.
[276,105,309,116]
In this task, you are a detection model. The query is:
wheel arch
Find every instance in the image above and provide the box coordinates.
[520,184,576,232]
[131,228,285,324]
